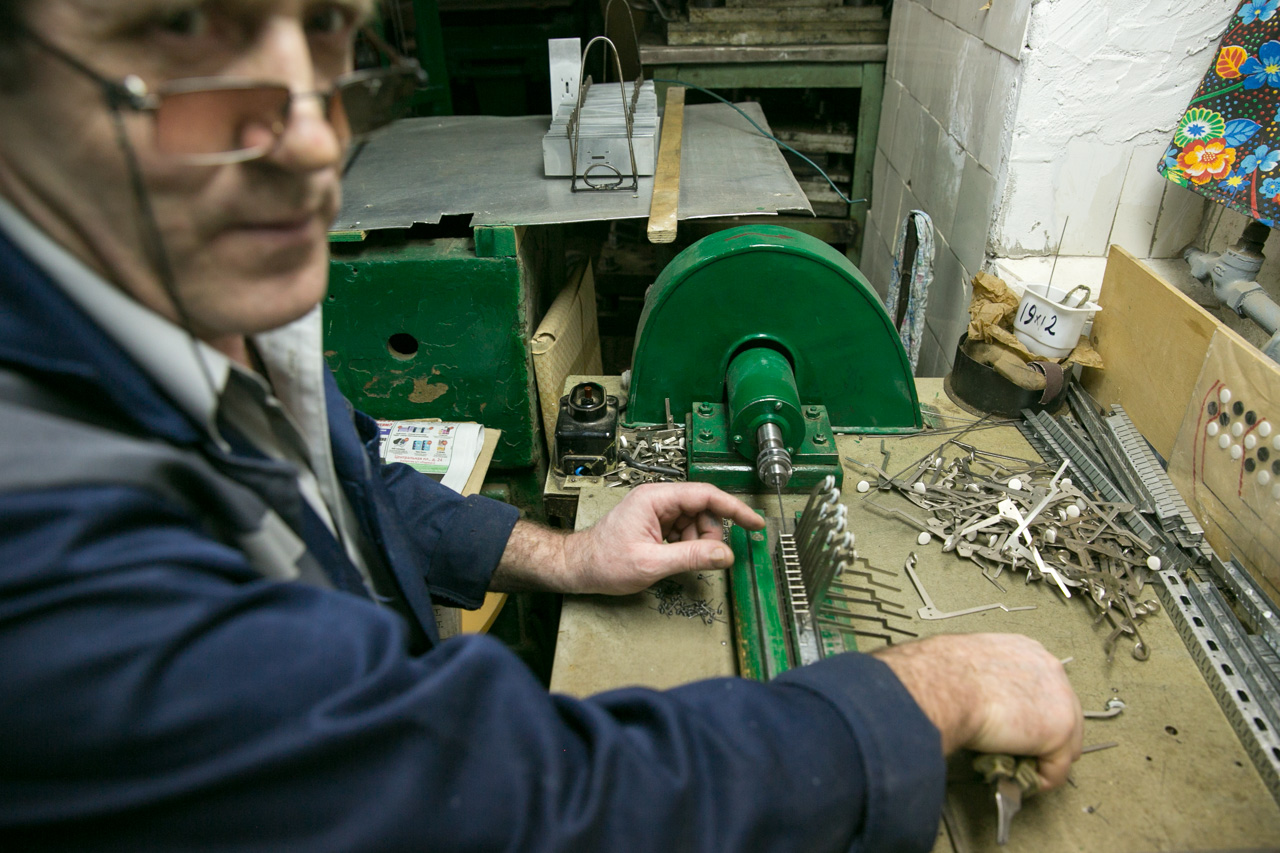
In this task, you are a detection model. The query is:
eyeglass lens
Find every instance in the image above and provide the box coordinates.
[150,68,417,162]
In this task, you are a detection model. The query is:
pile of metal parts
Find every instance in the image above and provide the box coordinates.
[1018,384,1212,571]
[646,576,724,625]
[861,429,1166,663]
[861,379,1280,803]
[780,477,914,654]
[604,425,688,487]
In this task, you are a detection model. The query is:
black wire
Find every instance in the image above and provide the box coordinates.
[109,106,226,442]
[652,78,866,207]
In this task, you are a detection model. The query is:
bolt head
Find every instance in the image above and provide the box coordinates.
[806,406,820,418]
[732,434,743,444]
[698,429,713,441]
[698,402,713,416]
[813,433,827,444]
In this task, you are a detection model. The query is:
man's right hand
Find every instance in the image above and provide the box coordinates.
[872,633,1083,790]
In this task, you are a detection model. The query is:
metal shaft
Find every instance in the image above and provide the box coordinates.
[756,422,793,490]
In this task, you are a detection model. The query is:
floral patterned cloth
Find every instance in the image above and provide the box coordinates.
[1159,0,1280,225]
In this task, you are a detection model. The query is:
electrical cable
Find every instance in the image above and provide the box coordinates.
[652,78,866,206]
[108,105,227,446]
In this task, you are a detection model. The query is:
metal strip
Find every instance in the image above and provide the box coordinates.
[1154,570,1280,806]
[1189,581,1280,731]
[777,531,823,666]
[1067,385,1155,515]
[1106,404,1204,540]
[1208,555,1280,657]
[1024,410,1189,572]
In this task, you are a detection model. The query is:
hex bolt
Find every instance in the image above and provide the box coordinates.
[698,429,713,442]
[806,406,820,418]
[732,434,743,444]
[814,433,828,444]
[698,402,713,416]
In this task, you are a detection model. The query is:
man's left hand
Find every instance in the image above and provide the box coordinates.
[491,483,762,596]
[563,483,764,594]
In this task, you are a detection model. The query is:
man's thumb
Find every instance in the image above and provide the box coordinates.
[676,540,734,572]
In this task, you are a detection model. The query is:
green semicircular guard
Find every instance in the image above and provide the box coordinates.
[628,224,922,432]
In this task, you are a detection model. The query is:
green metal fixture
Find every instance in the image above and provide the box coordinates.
[627,224,920,492]
[727,513,857,681]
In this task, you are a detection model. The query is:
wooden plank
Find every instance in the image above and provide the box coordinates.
[639,43,888,64]
[647,86,685,244]
[654,62,865,90]
[666,22,891,47]
[1080,246,1223,459]
[689,6,883,23]
[726,0,842,6]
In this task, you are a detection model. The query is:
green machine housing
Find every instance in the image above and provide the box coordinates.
[627,225,921,492]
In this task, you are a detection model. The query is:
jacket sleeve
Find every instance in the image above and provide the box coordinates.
[0,485,944,853]
[334,388,520,609]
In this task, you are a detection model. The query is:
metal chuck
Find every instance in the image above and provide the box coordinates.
[756,422,793,490]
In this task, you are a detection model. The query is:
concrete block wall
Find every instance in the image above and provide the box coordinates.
[864,0,1235,377]
[863,0,1029,376]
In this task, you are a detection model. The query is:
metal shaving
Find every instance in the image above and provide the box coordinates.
[646,577,725,625]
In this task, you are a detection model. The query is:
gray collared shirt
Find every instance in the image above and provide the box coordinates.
[0,197,383,596]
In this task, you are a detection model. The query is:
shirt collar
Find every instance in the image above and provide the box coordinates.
[0,197,329,457]
[0,196,232,435]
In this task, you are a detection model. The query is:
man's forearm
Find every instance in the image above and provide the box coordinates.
[489,519,576,593]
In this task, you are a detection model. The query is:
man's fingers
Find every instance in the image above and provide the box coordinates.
[642,483,763,530]
[646,539,734,573]
[1035,743,1076,790]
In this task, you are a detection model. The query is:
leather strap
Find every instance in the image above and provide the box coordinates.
[1028,360,1066,405]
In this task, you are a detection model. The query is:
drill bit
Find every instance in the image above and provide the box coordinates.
[776,483,785,520]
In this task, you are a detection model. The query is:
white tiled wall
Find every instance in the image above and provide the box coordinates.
[865,0,1245,376]
[864,0,1026,376]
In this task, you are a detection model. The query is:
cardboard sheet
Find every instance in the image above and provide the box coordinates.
[1170,329,1280,593]
[532,263,603,447]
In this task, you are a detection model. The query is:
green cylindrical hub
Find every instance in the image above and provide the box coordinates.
[726,348,804,455]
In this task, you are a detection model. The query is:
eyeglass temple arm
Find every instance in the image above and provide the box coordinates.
[19,25,146,109]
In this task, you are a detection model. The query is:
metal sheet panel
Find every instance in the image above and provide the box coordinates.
[333,102,811,231]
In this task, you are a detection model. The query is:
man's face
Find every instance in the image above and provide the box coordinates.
[0,0,372,351]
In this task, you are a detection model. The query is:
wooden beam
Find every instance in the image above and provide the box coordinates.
[647,86,686,245]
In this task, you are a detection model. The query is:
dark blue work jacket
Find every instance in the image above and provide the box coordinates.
[0,227,944,852]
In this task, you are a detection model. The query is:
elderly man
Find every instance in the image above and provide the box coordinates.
[0,1,1082,850]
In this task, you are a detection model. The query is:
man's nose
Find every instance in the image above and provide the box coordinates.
[248,16,344,170]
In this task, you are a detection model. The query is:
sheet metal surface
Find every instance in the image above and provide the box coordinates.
[333,102,811,231]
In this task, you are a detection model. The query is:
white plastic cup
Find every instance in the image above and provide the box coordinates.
[1013,283,1101,359]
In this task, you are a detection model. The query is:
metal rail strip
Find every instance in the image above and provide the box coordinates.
[1155,569,1280,805]
[1067,385,1155,515]
[1208,555,1280,657]
[1024,410,1189,571]
[1105,404,1205,541]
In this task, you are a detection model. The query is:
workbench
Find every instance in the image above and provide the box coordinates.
[549,377,1280,852]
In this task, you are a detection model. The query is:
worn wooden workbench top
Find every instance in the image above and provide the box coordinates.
[549,379,1280,851]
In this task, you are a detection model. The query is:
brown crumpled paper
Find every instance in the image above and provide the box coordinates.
[966,272,1103,370]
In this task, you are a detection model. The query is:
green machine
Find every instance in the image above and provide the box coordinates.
[625,224,922,682]
[627,224,922,494]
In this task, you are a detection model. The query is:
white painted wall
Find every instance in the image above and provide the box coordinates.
[865,0,1237,376]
